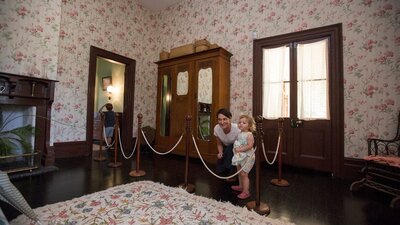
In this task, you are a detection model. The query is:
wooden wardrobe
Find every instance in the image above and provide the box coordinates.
[155,47,232,163]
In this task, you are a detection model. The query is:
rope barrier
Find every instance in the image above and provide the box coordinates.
[15,112,283,185]
[102,124,115,147]
[191,135,253,180]
[141,129,184,155]
[1,114,86,130]
[261,134,281,165]
[118,127,137,159]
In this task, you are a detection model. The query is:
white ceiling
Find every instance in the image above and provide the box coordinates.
[137,0,183,11]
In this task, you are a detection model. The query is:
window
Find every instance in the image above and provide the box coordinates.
[297,38,329,120]
[261,37,331,120]
[262,45,290,119]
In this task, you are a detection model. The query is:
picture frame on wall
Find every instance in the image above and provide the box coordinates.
[102,76,112,91]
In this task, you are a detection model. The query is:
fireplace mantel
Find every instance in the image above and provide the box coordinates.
[0,72,57,172]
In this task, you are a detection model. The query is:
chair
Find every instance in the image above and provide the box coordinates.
[0,171,42,224]
[368,111,400,156]
[350,112,400,208]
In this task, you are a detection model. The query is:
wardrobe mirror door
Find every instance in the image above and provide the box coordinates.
[197,68,212,141]
[160,74,171,136]
[176,71,189,96]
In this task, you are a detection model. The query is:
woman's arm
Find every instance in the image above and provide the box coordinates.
[216,137,224,159]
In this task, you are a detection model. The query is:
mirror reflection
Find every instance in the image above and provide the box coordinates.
[160,74,171,136]
[197,68,212,141]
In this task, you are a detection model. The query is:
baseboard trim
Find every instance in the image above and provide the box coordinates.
[342,157,365,180]
[54,141,90,158]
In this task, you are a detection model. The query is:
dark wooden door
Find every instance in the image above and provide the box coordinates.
[262,41,333,172]
[290,119,332,171]
[254,24,344,175]
[193,58,215,155]
[263,118,332,172]
[170,63,193,154]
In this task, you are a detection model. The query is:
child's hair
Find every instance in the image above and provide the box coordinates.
[239,115,256,132]
[105,103,113,111]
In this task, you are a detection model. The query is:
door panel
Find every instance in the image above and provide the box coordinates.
[155,66,174,150]
[293,120,331,171]
[170,63,193,154]
[264,119,332,172]
[194,58,215,155]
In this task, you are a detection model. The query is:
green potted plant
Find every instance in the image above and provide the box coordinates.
[0,107,36,157]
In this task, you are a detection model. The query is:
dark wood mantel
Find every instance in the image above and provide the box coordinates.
[0,72,57,171]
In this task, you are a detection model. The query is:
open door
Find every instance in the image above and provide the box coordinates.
[87,46,136,155]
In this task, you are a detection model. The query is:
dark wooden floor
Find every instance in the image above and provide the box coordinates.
[2,150,399,225]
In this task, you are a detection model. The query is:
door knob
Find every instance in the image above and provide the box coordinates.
[290,119,296,128]
[290,119,303,128]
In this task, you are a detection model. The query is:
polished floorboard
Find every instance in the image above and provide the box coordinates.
[2,151,399,225]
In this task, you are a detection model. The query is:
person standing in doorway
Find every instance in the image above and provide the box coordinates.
[99,103,115,146]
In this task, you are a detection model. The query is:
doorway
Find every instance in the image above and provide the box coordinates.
[253,24,344,176]
[87,46,136,155]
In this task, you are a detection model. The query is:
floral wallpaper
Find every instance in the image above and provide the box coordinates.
[156,0,400,158]
[53,0,158,142]
[0,0,399,159]
[0,0,60,79]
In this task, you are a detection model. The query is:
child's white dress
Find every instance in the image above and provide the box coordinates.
[232,131,255,173]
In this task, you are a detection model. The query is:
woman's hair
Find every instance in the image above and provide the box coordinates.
[216,108,232,119]
[239,115,256,132]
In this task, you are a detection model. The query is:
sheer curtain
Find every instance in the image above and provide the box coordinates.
[262,46,290,119]
[297,38,330,120]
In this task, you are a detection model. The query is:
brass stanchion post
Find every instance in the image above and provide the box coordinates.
[130,113,146,177]
[179,115,195,193]
[108,113,122,168]
[93,113,106,161]
[246,115,270,215]
[271,118,290,186]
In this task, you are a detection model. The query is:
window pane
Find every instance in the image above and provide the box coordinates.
[262,46,290,119]
[298,80,327,119]
[297,39,330,120]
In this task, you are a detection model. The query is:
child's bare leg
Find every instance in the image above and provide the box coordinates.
[237,165,242,187]
[240,171,250,194]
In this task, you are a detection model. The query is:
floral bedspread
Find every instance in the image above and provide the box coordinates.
[11,180,294,225]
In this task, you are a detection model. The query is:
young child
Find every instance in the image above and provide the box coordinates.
[231,115,256,199]
[99,103,115,146]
